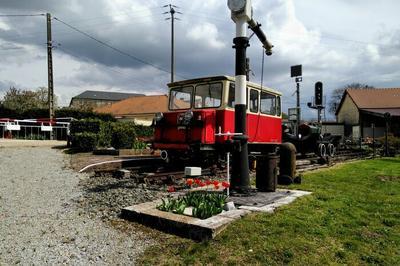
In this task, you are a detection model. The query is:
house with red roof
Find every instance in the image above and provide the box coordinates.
[335,88,400,138]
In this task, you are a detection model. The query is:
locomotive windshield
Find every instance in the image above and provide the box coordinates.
[194,83,222,108]
[169,86,192,110]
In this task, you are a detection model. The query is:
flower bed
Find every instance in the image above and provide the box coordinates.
[157,179,231,220]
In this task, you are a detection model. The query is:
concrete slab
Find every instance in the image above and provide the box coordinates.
[122,189,311,241]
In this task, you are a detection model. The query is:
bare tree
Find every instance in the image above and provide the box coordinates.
[328,83,374,115]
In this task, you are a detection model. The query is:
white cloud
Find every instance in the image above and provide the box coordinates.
[0,20,10,31]
[366,44,380,62]
[186,22,225,49]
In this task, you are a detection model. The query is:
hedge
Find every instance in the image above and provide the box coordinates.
[69,119,150,151]
[110,122,136,149]
[71,132,98,151]
[0,106,115,121]
[70,119,102,135]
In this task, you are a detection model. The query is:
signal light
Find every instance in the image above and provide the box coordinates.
[315,81,323,106]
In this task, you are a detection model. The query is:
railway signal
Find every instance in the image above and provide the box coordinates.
[315,81,323,106]
[307,81,325,123]
[291,65,302,137]
[227,0,273,193]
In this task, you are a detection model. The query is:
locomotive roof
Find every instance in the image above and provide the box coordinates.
[167,75,282,95]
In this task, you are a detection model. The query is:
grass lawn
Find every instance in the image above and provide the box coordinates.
[139,158,400,265]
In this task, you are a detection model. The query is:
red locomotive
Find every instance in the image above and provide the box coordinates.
[152,75,282,165]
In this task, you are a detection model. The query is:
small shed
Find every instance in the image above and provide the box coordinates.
[335,88,400,138]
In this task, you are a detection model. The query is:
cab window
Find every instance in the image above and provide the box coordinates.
[194,83,222,108]
[260,91,276,115]
[249,89,259,113]
[276,96,282,116]
[169,86,192,110]
[228,82,235,108]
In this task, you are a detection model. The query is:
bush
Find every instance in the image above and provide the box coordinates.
[56,107,116,121]
[111,122,136,149]
[0,106,115,121]
[377,135,400,154]
[97,121,113,147]
[70,119,102,135]
[135,125,154,137]
[68,119,148,151]
[72,132,98,151]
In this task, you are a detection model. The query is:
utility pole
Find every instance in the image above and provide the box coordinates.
[163,4,181,83]
[46,13,54,139]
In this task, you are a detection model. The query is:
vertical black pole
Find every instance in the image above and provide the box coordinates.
[170,6,175,83]
[296,81,300,138]
[232,36,250,193]
[372,123,375,158]
[385,120,389,156]
[46,13,54,139]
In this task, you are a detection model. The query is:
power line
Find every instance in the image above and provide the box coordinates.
[0,14,45,17]
[53,16,186,79]
[64,7,163,24]
[55,45,161,88]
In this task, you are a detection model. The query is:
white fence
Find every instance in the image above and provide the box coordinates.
[0,119,70,140]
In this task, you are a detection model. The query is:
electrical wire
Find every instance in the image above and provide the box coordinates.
[55,45,163,88]
[0,14,45,17]
[52,16,187,79]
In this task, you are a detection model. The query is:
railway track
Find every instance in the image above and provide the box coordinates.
[107,149,372,186]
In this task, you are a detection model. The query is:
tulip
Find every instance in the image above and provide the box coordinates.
[186,179,194,186]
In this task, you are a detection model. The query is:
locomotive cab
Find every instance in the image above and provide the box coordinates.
[152,76,282,165]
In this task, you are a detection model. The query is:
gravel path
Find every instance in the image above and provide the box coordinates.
[0,147,161,265]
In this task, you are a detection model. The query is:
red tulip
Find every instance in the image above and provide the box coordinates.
[212,180,219,186]
[194,179,201,185]
[205,180,212,186]
[222,181,230,188]
[199,182,206,187]
[214,185,220,190]
[167,186,175,192]
[186,179,194,186]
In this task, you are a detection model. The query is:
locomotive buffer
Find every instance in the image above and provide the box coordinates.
[228,0,273,193]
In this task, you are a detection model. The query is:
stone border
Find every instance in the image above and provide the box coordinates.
[122,189,311,241]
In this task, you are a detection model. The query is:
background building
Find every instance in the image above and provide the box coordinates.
[95,95,169,126]
[335,88,400,138]
[69,90,144,109]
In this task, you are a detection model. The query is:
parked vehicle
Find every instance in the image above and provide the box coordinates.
[152,75,282,165]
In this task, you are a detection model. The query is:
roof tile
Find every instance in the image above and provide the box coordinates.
[347,88,400,109]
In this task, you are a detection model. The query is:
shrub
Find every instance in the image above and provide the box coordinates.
[97,121,113,147]
[111,122,136,149]
[134,125,154,137]
[0,106,115,121]
[56,108,116,121]
[377,135,400,154]
[70,119,102,135]
[71,132,98,151]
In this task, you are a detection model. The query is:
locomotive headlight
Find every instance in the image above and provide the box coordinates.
[154,112,164,122]
[152,112,164,126]
[184,110,193,120]
[178,110,193,126]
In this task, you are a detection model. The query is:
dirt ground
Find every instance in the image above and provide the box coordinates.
[0,139,67,148]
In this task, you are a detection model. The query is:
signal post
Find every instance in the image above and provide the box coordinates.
[228,0,273,193]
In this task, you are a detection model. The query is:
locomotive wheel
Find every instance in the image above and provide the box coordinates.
[318,143,327,157]
[327,143,335,157]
